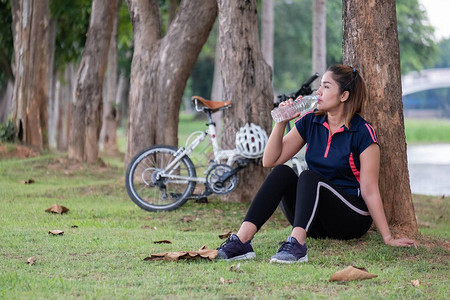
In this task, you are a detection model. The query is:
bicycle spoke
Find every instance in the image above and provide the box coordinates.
[125,145,197,210]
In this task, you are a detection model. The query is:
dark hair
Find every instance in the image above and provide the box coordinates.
[318,64,367,128]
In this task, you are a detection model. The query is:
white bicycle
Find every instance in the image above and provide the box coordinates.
[125,96,269,211]
[125,74,318,213]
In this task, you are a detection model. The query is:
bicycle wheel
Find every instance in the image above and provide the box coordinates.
[125,145,197,211]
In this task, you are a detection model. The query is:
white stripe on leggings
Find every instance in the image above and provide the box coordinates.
[305,181,370,231]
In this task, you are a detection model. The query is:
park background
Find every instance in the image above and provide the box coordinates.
[0,0,449,299]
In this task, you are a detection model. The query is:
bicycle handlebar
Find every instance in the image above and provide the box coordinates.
[275,72,319,107]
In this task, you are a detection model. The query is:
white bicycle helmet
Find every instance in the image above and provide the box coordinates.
[235,123,268,159]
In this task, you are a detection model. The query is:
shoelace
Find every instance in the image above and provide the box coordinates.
[218,236,235,250]
[277,241,294,253]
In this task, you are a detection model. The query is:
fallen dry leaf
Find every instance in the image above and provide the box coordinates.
[21,179,35,184]
[329,266,377,282]
[220,277,234,284]
[48,230,64,235]
[219,231,232,239]
[230,263,242,273]
[411,279,420,287]
[153,240,172,244]
[180,216,195,223]
[26,256,37,265]
[45,204,69,215]
[144,246,218,262]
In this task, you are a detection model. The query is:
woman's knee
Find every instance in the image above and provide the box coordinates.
[271,164,297,177]
[298,169,321,185]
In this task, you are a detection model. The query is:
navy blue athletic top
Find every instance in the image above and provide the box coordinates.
[295,110,378,197]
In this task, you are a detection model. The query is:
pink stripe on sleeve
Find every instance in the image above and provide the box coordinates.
[365,123,378,143]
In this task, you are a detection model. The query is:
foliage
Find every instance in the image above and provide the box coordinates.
[273,0,313,93]
[118,1,134,77]
[50,0,91,68]
[0,153,448,299]
[0,119,16,142]
[396,0,439,73]
[186,0,440,97]
[0,0,13,86]
[1,0,441,99]
[184,22,218,99]
[434,38,450,68]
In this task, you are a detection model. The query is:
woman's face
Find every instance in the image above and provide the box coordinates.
[316,71,346,112]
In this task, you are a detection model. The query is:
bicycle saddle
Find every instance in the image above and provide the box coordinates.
[192,96,232,112]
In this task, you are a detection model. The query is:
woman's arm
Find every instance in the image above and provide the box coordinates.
[262,122,306,168]
[263,99,306,167]
[359,144,417,248]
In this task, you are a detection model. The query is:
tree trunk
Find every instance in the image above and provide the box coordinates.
[261,0,274,70]
[312,0,327,90]
[68,0,119,162]
[342,0,418,235]
[168,0,178,25]
[101,0,121,156]
[56,63,75,151]
[47,18,56,148]
[116,72,127,128]
[211,27,223,136]
[0,80,13,123]
[125,0,217,164]
[10,0,50,150]
[217,0,273,203]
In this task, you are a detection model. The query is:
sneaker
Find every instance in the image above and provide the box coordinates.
[270,236,308,264]
[216,234,256,261]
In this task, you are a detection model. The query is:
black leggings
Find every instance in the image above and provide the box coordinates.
[244,165,373,240]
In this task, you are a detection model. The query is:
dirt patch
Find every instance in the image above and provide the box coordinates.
[0,144,40,159]
[46,156,110,175]
[417,235,450,252]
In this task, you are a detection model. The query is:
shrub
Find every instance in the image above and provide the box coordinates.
[0,120,17,142]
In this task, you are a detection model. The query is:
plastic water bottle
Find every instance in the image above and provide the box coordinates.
[271,95,318,123]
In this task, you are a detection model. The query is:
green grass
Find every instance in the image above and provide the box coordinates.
[405,118,450,143]
[0,152,449,299]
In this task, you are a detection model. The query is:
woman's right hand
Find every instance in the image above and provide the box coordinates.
[384,235,418,249]
[278,98,301,122]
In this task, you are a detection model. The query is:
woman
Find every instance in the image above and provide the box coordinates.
[216,64,417,263]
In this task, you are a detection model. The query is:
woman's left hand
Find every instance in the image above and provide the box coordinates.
[384,236,418,249]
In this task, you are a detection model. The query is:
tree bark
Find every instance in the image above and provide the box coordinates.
[47,18,56,148]
[10,0,50,150]
[168,0,178,25]
[68,0,119,162]
[211,27,223,136]
[217,0,273,203]
[342,0,418,235]
[116,72,127,128]
[125,0,217,164]
[261,0,274,70]
[101,0,121,155]
[56,63,75,151]
[312,0,327,90]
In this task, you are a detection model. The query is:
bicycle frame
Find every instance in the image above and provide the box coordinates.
[159,100,245,185]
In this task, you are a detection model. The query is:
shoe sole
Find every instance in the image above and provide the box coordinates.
[224,252,256,261]
[269,255,308,264]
